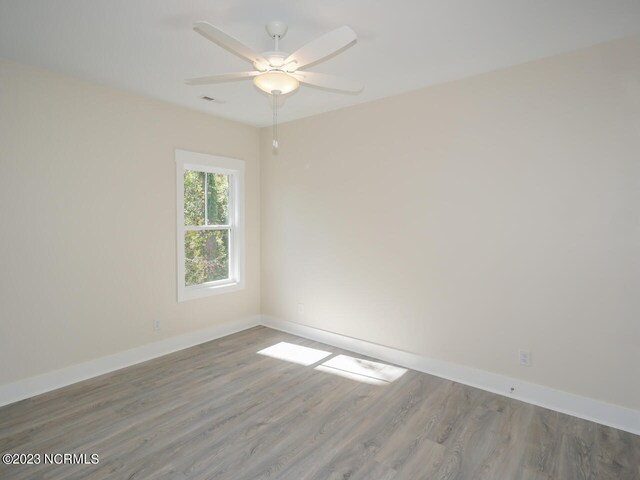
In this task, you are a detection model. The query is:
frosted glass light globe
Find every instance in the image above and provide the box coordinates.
[253,71,299,94]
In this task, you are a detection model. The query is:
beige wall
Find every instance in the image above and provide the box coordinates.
[261,37,640,410]
[1,36,638,411]
[0,60,261,385]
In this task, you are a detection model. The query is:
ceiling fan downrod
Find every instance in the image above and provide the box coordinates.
[266,21,288,52]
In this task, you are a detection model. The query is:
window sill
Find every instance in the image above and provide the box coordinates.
[178,280,245,302]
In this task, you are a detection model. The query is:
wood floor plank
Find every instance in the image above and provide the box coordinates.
[0,326,637,480]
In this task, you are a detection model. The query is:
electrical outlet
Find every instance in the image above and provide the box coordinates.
[153,319,161,332]
[297,303,305,315]
[519,350,532,367]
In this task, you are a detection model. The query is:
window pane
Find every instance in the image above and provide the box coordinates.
[207,173,229,225]
[184,230,229,286]
[184,170,205,226]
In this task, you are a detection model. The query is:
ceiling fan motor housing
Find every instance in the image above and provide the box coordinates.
[256,52,288,70]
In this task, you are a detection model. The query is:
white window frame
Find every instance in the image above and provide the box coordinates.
[176,149,245,301]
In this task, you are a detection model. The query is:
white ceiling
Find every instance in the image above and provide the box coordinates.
[2,0,640,127]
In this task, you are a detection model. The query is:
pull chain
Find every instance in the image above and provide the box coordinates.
[272,90,281,150]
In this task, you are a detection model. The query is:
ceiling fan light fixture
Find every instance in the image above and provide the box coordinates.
[253,71,299,95]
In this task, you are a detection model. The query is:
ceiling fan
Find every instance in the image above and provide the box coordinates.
[185,20,363,96]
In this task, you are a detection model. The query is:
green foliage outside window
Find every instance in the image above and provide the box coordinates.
[184,170,230,286]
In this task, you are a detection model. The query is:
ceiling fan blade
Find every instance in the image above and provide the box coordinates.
[293,72,363,93]
[193,22,268,66]
[185,71,260,85]
[285,26,357,70]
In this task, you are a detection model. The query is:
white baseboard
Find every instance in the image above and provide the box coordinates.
[260,316,640,436]
[2,314,638,436]
[0,315,261,408]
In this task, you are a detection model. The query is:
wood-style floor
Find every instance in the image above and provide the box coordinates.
[0,326,638,479]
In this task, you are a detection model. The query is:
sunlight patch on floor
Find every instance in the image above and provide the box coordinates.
[257,341,332,366]
[315,355,407,385]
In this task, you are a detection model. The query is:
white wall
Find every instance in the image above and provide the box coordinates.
[0,59,261,385]
[261,37,640,410]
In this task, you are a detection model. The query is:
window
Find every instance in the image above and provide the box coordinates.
[176,150,245,301]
